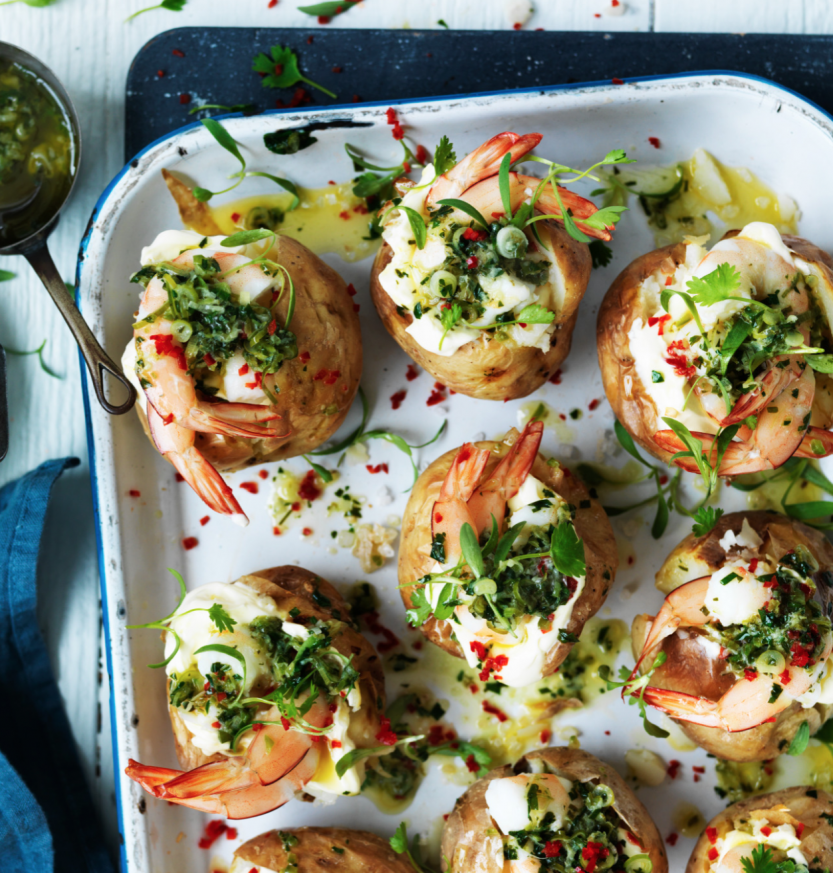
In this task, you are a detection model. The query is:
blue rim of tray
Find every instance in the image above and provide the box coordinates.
[76,68,833,872]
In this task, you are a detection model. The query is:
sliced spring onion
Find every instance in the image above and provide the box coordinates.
[472,578,497,596]
[430,269,458,297]
[624,855,653,873]
[585,783,615,811]
[171,320,193,343]
[755,650,786,675]
[495,225,528,258]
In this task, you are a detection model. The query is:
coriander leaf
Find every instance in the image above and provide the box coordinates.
[740,845,779,873]
[252,44,336,99]
[550,521,586,577]
[390,822,408,855]
[692,505,723,537]
[433,135,457,176]
[459,523,484,578]
[207,603,237,633]
[433,583,456,621]
[686,262,742,306]
[588,240,612,269]
[513,304,555,325]
[578,204,628,232]
[788,720,810,756]
[406,587,434,626]
[126,0,185,20]
[600,149,633,165]
[435,198,489,229]
[264,127,318,155]
[0,270,15,282]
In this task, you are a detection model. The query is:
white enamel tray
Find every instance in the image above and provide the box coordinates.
[78,73,833,873]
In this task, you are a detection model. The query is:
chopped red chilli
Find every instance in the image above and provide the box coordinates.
[199,516,210,526]
[298,470,322,501]
[128,489,141,498]
[198,820,227,849]
[240,482,259,494]
[406,363,420,381]
[179,93,191,105]
[182,537,198,550]
[390,390,406,410]
[375,717,398,746]
[481,700,508,722]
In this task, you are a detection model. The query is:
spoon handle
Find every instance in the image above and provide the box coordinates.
[24,242,136,415]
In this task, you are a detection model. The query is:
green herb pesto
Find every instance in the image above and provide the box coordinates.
[131,253,297,381]
[502,774,630,871]
[0,61,75,246]
[704,548,832,679]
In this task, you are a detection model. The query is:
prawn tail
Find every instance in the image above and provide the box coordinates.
[169,446,249,526]
[187,402,288,439]
[638,687,723,728]
[155,760,258,799]
[125,760,183,793]
[794,426,833,459]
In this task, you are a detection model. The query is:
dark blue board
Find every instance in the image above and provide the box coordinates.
[126,28,833,162]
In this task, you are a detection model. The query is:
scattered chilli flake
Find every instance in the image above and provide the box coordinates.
[481,700,508,722]
[182,537,198,550]
[666,759,681,779]
[391,390,407,410]
[346,283,357,297]
[362,610,401,653]
[540,729,552,744]
[706,827,718,845]
[172,48,185,57]
[469,683,479,694]
[385,107,405,140]
[245,371,263,390]
[299,351,311,364]
[406,363,420,381]
[150,334,186,370]
[708,848,719,862]
[273,526,281,536]
[302,527,313,536]
[666,833,678,847]
[588,398,601,411]
[199,516,210,526]
[240,482,259,494]
[612,77,624,85]
[648,313,671,334]
[298,470,323,501]
[648,136,661,148]
[339,210,350,220]
[179,93,191,105]
[128,489,141,498]
[549,369,562,385]
[226,828,238,840]
[198,820,227,849]
[268,0,278,6]
[366,463,389,474]
[427,382,448,406]
[465,754,480,772]
[175,473,185,482]
[259,469,269,479]
[313,369,341,385]
[375,716,398,745]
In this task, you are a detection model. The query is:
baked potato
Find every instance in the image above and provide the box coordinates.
[686,786,833,873]
[125,566,385,818]
[369,131,620,401]
[399,420,618,686]
[442,746,668,873]
[123,222,361,523]
[630,511,833,761]
[230,827,414,873]
[596,223,833,475]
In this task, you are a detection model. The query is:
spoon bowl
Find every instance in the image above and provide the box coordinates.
[0,41,135,416]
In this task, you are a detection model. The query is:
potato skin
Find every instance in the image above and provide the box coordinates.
[441,747,668,873]
[632,511,833,762]
[596,233,833,465]
[233,827,414,873]
[168,566,385,772]
[685,787,833,873]
[398,430,618,675]
[370,222,590,401]
[136,234,362,472]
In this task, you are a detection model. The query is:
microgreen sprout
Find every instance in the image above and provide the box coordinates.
[125,0,185,21]
[193,118,299,207]
[599,653,670,739]
[4,338,61,379]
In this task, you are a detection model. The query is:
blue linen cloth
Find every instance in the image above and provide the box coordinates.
[0,457,114,873]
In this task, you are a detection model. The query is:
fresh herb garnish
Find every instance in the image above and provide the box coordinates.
[125,0,184,20]
[264,126,318,155]
[189,102,258,117]
[588,239,613,269]
[298,0,359,19]
[0,270,15,282]
[4,338,61,379]
[600,652,670,738]
[788,720,810,756]
[252,44,336,99]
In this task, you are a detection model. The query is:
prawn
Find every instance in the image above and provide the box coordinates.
[631,576,833,732]
[125,700,327,819]
[653,236,828,474]
[426,132,612,241]
[133,250,290,522]
[432,420,543,566]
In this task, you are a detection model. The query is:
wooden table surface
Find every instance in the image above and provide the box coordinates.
[1,0,832,859]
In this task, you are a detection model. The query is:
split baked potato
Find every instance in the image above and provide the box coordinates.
[596,224,833,473]
[399,423,618,686]
[230,827,414,873]
[125,566,385,818]
[442,746,668,873]
[631,511,833,762]
[368,130,623,401]
[686,786,833,873]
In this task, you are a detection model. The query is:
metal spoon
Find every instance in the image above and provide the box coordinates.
[0,41,135,416]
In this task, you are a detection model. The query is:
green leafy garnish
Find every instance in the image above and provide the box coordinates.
[550,521,586,577]
[588,240,613,269]
[600,653,670,739]
[4,338,61,379]
[0,270,15,282]
[433,135,457,176]
[207,603,236,633]
[264,127,318,155]
[788,720,810,756]
[252,44,336,99]
[298,0,359,18]
[740,845,787,873]
[125,0,185,21]
[692,505,724,537]
[189,102,257,117]
[193,118,299,207]
[686,262,743,305]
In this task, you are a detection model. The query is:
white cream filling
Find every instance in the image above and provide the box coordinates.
[379,164,559,357]
[485,773,574,835]
[718,518,764,554]
[628,222,813,435]
[704,559,772,627]
[714,820,807,871]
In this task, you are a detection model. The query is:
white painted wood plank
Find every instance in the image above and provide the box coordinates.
[655,0,813,34]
